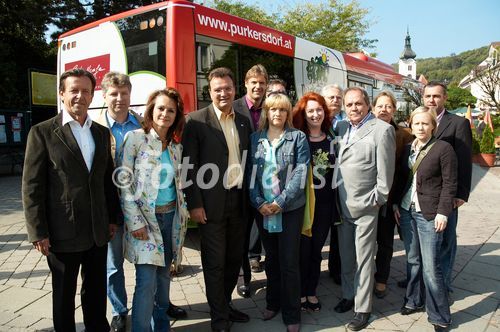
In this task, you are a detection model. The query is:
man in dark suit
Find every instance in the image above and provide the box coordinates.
[22,68,118,332]
[182,67,252,331]
[233,64,268,298]
[423,81,472,291]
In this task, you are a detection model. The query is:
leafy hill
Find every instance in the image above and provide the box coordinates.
[393,46,489,85]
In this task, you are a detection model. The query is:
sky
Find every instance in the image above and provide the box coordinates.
[250,0,500,64]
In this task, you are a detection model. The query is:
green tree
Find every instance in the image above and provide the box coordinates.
[278,0,377,53]
[445,85,476,110]
[0,0,56,108]
[208,0,275,27]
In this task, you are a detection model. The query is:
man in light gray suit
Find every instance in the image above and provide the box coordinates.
[333,87,396,331]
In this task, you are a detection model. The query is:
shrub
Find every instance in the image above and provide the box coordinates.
[472,131,481,154]
[480,126,495,154]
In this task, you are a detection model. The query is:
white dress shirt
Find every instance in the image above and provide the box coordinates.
[62,109,95,172]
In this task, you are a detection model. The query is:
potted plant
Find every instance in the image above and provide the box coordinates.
[478,126,496,167]
[472,131,481,164]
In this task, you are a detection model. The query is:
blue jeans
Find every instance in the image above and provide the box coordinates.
[399,207,451,326]
[131,212,174,332]
[107,224,128,316]
[441,208,458,291]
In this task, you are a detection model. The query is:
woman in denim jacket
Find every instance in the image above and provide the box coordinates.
[119,88,189,331]
[249,93,310,332]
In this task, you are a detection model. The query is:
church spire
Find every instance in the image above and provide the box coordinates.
[400,27,416,59]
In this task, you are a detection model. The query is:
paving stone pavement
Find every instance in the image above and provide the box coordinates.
[0,164,499,331]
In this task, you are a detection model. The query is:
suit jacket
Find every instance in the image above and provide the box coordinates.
[22,113,118,253]
[181,104,252,221]
[335,115,396,219]
[435,111,472,201]
[392,139,458,220]
[233,96,256,132]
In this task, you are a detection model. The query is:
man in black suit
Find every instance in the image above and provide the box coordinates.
[182,67,252,331]
[23,68,118,332]
[423,81,472,291]
[233,64,268,298]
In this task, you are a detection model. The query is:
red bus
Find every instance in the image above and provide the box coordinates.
[57,0,406,116]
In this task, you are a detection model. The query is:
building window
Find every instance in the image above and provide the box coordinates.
[408,65,412,71]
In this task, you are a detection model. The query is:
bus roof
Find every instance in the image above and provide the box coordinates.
[344,52,404,85]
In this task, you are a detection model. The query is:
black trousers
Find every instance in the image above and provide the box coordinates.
[257,206,303,325]
[248,220,263,260]
[198,188,247,330]
[375,205,396,284]
[47,244,109,332]
[328,223,342,277]
[241,207,258,284]
[300,203,332,296]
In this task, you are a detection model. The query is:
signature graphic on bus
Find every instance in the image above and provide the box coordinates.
[65,54,110,91]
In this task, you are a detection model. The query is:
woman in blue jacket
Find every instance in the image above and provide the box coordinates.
[249,93,310,332]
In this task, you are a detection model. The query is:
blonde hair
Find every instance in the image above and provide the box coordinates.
[409,106,438,134]
[258,93,293,130]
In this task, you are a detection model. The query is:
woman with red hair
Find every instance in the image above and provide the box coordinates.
[293,92,338,312]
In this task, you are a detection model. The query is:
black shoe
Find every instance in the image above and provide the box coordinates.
[334,298,354,313]
[237,283,251,298]
[110,314,126,332]
[397,279,408,288]
[229,306,250,323]
[250,259,263,273]
[373,285,387,299]
[400,305,425,315]
[433,324,449,331]
[167,302,187,319]
[347,312,370,331]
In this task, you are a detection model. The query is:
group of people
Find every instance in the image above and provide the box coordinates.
[22,63,471,332]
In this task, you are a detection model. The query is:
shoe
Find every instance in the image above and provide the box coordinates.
[400,305,425,315]
[334,298,354,313]
[300,299,308,311]
[250,259,263,273]
[373,283,387,299]
[433,324,449,331]
[286,323,300,332]
[229,306,250,323]
[262,308,279,321]
[110,314,126,332]
[212,328,230,332]
[397,279,408,288]
[307,299,321,312]
[347,312,370,331]
[237,283,251,298]
[167,302,187,319]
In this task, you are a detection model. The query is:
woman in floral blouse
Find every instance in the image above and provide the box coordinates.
[119,88,188,331]
[292,92,338,312]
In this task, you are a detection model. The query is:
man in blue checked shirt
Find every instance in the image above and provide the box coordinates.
[95,71,142,332]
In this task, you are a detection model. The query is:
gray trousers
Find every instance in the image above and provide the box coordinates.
[338,212,378,313]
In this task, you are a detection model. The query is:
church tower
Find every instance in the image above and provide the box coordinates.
[398,27,417,79]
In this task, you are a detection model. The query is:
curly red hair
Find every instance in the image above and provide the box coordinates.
[292,92,332,135]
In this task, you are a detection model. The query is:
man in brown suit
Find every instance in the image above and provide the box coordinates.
[22,68,118,332]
